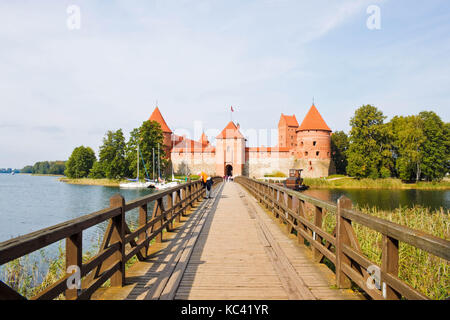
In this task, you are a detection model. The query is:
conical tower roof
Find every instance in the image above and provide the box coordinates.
[298,104,331,132]
[216,121,245,139]
[149,107,172,133]
[200,132,209,145]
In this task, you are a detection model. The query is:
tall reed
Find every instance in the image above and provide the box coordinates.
[320,205,449,299]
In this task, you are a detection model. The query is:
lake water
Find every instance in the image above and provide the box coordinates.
[303,188,450,211]
[0,174,155,282]
[0,174,448,284]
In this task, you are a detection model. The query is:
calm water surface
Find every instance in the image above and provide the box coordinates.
[303,188,449,211]
[0,174,155,281]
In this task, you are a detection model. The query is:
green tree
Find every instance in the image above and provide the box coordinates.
[389,115,425,181]
[331,131,349,175]
[33,161,50,174]
[346,105,393,178]
[48,161,66,175]
[20,165,33,173]
[96,129,128,179]
[126,121,165,180]
[418,111,449,181]
[65,146,96,178]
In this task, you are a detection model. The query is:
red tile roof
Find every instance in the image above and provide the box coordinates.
[279,114,299,127]
[216,121,245,139]
[172,135,215,153]
[149,107,172,133]
[298,104,331,132]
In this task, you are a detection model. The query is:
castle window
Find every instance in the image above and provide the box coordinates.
[305,151,308,156]
[300,141,304,146]
[313,141,317,146]
[316,151,319,156]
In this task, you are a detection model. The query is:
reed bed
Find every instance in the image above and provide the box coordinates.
[303,177,450,190]
[319,205,449,299]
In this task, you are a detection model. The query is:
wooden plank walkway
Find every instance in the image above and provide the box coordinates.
[93,182,363,300]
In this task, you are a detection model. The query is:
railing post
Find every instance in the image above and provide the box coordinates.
[286,195,294,234]
[297,200,306,245]
[110,194,126,287]
[382,235,401,299]
[153,198,164,243]
[187,183,192,209]
[139,204,148,258]
[167,192,174,231]
[176,190,182,221]
[336,196,352,289]
[65,231,82,299]
[313,206,323,261]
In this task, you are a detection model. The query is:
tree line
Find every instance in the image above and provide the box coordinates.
[331,105,449,181]
[20,161,66,175]
[64,120,168,179]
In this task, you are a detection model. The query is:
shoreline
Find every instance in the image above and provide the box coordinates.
[58,176,450,190]
[58,177,123,187]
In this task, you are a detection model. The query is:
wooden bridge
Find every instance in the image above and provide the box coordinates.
[0,177,449,300]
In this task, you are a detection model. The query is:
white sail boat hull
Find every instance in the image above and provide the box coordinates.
[119,181,153,189]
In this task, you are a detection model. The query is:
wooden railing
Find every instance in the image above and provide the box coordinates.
[0,178,222,300]
[236,176,450,300]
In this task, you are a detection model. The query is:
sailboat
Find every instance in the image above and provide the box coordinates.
[119,145,153,189]
[153,143,178,190]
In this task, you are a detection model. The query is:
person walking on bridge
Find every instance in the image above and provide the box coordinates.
[198,171,213,199]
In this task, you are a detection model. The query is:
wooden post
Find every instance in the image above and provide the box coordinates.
[287,195,293,234]
[65,231,82,299]
[187,184,192,209]
[175,190,182,221]
[110,194,126,287]
[313,206,323,261]
[336,196,352,288]
[382,235,401,299]
[139,204,148,258]
[166,192,173,231]
[152,198,164,243]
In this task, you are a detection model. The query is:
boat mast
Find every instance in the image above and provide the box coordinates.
[137,144,140,181]
[158,143,161,179]
[152,148,155,181]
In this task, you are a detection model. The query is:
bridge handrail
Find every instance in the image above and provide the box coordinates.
[235,176,450,300]
[0,177,222,300]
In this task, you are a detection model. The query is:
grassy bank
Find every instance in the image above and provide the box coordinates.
[303,177,450,190]
[59,177,125,187]
[318,205,449,299]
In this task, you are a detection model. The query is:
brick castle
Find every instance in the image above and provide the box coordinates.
[149,104,334,178]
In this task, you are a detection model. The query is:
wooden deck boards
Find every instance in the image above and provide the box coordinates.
[92,182,363,300]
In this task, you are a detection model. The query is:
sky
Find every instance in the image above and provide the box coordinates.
[0,0,449,168]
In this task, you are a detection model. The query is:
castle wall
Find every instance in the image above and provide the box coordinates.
[171,152,216,176]
[245,151,331,178]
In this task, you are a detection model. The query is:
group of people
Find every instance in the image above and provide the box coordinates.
[196,171,234,199]
[223,175,234,182]
[198,171,214,199]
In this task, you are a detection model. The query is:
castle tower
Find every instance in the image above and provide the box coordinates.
[296,104,332,177]
[215,122,246,177]
[278,114,299,149]
[149,107,173,157]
